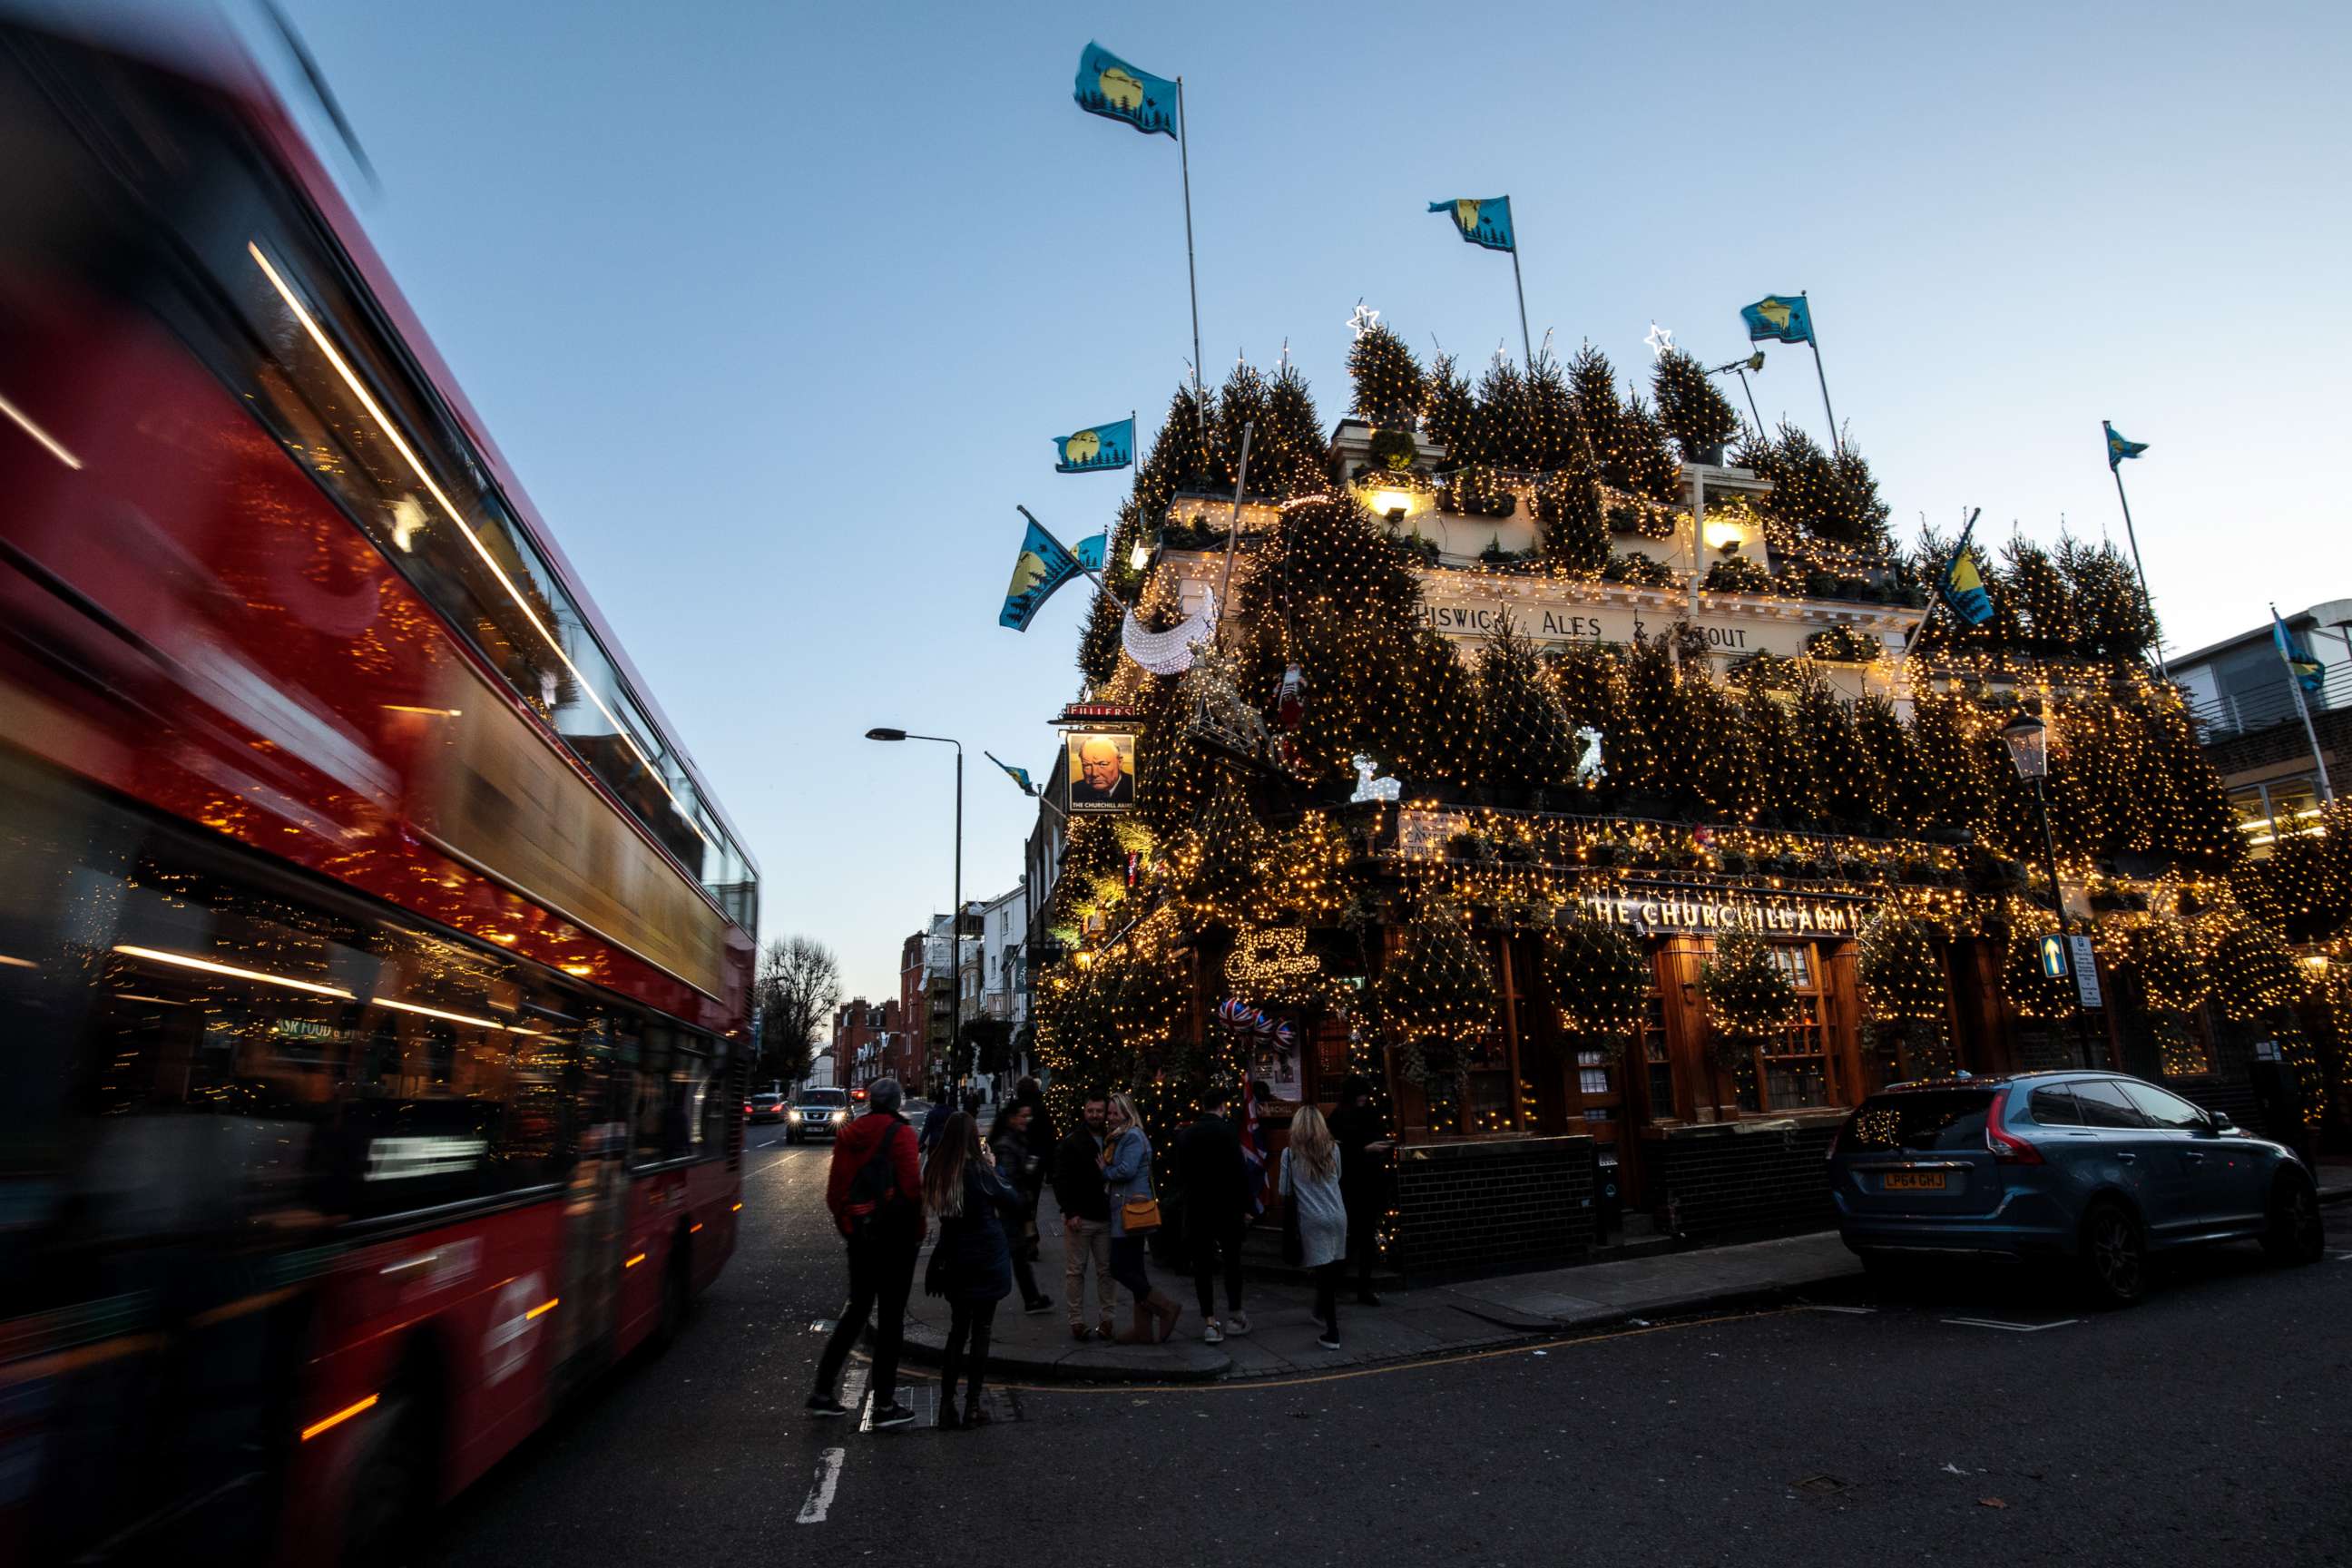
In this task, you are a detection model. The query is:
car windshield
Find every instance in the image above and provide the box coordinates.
[1842,1090,1994,1152]
[751,1094,782,1104]
[799,1090,847,1107]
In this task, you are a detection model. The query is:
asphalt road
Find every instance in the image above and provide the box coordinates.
[420,1142,2352,1568]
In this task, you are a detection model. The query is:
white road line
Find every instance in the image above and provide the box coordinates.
[1942,1316,2079,1333]
[795,1447,845,1524]
[1799,1304,1877,1316]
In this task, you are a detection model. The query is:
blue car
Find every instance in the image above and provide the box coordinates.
[1830,1071,2325,1306]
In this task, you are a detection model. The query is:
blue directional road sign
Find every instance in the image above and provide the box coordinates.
[2038,934,2069,979]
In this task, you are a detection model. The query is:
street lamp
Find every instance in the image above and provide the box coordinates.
[867,726,963,1093]
[2002,710,2096,1068]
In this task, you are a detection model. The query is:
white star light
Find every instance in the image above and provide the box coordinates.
[1492,338,1510,368]
[1644,320,1675,360]
[1346,299,1379,339]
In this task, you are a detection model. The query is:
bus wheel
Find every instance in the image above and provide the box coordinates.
[341,1380,432,1568]
[654,1241,692,1352]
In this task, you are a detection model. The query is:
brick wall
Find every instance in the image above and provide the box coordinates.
[1647,1120,1840,1240]
[1387,1134,1595,1280]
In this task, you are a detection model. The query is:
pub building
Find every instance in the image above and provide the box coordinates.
[1029,367,2305,1281]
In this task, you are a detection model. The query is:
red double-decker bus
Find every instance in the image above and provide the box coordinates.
[0,14,759,1564]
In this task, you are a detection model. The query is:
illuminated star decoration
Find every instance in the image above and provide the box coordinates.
[1279,337,1291,370]
[1492,338,1510,368]
[1346,299,1379,339]
[1644,320,1675,360]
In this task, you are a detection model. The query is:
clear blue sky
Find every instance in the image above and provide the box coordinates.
[249,0,2347,1004]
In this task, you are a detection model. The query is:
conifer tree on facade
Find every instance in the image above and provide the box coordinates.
[1792,674,1875,828]
[1738,684,1812,826]
[1260,361,1332,501]
[1470,355,1530,469]
[1217,361,1273,495]
[1616,392,1683,504]
[1475,620,1582,796]
[1347,319,1426,431]
[1651,348,1740,460]
[1621,635,1693,810]
[1522,350,1591,473]
[2003,538,2078,657]
[1421,352,1476,461]
[1682,670,1752,818]
[1396,630,1479,790]
[1906,691,1993,835]
[1077,585,1124,688]
[1751,423,1886,549]
[1855,694,1931,831]
[2059,535,2159,661]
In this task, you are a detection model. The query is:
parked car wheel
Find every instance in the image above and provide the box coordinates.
[2077,1199,2147,1308]
[2259,1173,2324,1267]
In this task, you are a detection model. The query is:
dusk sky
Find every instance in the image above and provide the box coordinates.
[242,0,2348,1004]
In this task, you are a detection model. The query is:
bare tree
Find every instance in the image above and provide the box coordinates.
[754,936,841,1090]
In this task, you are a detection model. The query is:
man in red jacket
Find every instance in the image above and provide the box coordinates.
[808,1077,925,1428]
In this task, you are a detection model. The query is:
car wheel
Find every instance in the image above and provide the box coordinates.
[2077,1200,2148,1308]
[2259,1174,2325,1267]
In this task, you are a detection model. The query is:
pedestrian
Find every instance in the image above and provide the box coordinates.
[922,1112,1022,1429]
[1052,1093,1116,1341]
[918,1084,955,1153]
[1100,1092,1183,1344]
[1327,1076,1393,1306]
[1279,1103,1348,1352]
[986,1099,1054,1315]
[1175,1083,1251,1345]
[808,1077,923,1427]
[1012,1074,1057,1161]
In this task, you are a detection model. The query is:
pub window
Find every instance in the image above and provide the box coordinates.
[1739,944,1833,1112]
[1636,974,1675,1122]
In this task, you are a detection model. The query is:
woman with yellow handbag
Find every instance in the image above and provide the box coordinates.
[1100,1093,1183,1344]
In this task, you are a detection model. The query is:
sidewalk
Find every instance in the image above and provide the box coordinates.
[893,1161,2352,1384]
[897,1197,1863,1384]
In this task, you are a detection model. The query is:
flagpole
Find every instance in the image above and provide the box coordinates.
[1802,290,1839,452]
[2103,424,2165,678]
[1733,367,1764,438]
[2274,604,2336,804]
[1210,421,1254,647]
[1508,244,1534,368]
[1176,76,1204,426]
[1014,505,1104,591]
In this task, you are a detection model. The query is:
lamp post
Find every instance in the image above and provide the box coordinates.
[867,727,962,1093]
[2002,710,2097,1068]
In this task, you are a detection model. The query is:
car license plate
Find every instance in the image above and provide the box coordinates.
[1883,1171,1947,1191]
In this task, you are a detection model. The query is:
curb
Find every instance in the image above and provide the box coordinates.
[890,1318,1230,1384]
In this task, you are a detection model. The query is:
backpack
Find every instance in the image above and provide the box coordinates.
[838,1120,907,1236]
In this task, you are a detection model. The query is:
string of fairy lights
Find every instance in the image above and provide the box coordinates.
[1027,320,2351,1142]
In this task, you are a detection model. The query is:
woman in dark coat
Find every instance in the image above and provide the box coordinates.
[987,1101,1052,1313]
[923,1112,1021,1427]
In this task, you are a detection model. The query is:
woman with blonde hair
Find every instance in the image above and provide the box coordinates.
[1099,1093,1183,1344]
[1279,1104,1348,1350]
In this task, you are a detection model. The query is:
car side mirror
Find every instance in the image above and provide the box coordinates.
[2207,1111,2235,1134]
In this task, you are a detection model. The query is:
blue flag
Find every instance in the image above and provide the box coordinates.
[1939,518,1994,626]
[2103,421,2149,470]
[1074,42,1178,137]
[1073,532,1106,571]
[1053,416,1135,474]
[1741,294,1815,345]
[985,751,1037,797]
[1000,521,1089,632]
[2274,610,2326,695]
[1427,196,1514,253]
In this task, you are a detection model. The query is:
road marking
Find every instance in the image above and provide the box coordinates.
[1799,1304,1877,1316]
[794,1448,845,1524]
[1942,1316,2079,1333]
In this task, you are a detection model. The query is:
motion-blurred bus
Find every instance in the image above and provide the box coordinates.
[0,12,758,1563]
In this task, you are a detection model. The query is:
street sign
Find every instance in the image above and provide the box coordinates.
[2038,934,2067,980]
[2067,935,2102,1008]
